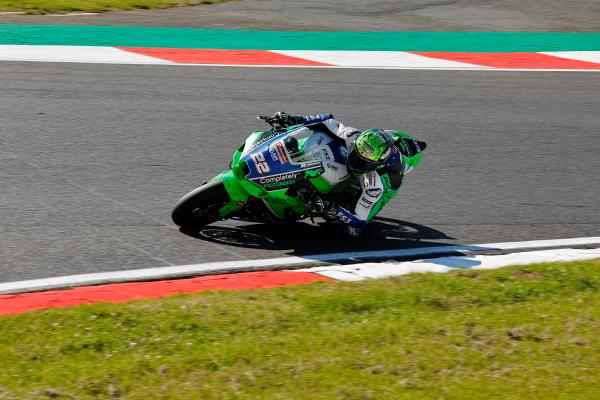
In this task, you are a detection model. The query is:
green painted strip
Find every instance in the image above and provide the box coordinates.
[1,24,600,52]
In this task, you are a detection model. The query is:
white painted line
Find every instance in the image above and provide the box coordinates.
[1,237,600,294]
[272,50,490,69]
[0,45,171,64]
[168,64,600,72]
[303,248,600,281]
[540,51,600,64]
[0,60,598,72]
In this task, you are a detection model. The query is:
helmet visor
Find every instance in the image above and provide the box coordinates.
[347,148,378,174]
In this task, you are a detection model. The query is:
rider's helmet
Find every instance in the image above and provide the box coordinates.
[347,128,395,174]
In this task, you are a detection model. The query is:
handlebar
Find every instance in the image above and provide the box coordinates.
[257,115,281,128]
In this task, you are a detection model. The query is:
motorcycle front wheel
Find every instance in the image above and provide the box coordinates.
[171,180,230,228]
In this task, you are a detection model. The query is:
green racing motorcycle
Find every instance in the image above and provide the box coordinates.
[171,115,426,233]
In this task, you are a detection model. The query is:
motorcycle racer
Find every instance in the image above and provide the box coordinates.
[265,111,411,238]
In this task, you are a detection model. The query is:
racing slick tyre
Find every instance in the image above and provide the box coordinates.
[171,180,230,228]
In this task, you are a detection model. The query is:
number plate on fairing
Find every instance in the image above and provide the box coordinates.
[241,127,323,191]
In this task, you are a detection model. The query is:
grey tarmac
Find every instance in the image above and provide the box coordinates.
[1,61,599,283]
[1,0,599,32]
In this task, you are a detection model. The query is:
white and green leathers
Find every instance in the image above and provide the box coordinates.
[295,116,404,236]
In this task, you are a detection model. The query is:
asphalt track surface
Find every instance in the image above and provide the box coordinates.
[1,61,599,283]
[1,0,600,32]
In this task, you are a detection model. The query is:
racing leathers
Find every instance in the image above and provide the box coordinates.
[279,113,406,238]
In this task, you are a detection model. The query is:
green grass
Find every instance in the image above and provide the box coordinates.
[0,0,231,14]
[1,259,600,399]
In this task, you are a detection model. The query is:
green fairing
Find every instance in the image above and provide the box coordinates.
[308,175,331,194]
[212,127,425,224]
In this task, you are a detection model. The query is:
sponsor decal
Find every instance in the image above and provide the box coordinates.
[362,172,377,188]
[301,161,322,169]
[366,188,382,198]
[321,148,331,160]
[304,114,328,123]
[358,194,376,209]
[260,179,296,189]
[253,172,299,189]
[250,131,284,151]
[363,175,370,188]
[326,162,338,170]
[275,141,289,163]
[258,172,299,185]
[336,211,352,224]
[360,196,373,206]
[269,147,279,162]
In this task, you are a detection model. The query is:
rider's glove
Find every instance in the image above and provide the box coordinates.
[270,112,307,128]
[309,195,337,218]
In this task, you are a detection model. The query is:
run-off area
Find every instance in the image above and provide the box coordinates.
[1,61,599,283]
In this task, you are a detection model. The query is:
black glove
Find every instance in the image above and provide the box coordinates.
[308,195,337,218]
[274,111,304,127]
[272,111,289,123]
[264,112,304,129]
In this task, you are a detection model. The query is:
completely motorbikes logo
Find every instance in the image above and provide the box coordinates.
[253,172,300,189]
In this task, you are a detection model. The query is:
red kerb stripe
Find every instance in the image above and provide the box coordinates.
[119,47,332,66]
[412,52,600,69]
[0,271,331,316]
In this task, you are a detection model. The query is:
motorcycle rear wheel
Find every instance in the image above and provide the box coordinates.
[171,180,230,228]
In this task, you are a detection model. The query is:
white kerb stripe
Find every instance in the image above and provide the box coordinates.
[0,236,599,294]
[271,50,491,69]
[303,248,600,281]
[0,45,171,64]
[540,51,600,64]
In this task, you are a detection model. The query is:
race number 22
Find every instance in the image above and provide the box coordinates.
[251,152,271,174]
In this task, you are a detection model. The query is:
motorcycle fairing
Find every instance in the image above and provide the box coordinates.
[213,125,426,224]
[240,126,324,191]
